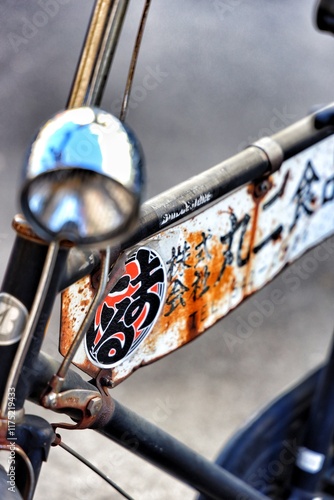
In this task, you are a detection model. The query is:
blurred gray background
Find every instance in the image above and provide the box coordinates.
[1,1,334,499]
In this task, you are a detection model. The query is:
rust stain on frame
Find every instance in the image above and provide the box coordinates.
[59,136,334,384]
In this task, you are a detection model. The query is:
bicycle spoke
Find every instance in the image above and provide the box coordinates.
[59,441,135,500]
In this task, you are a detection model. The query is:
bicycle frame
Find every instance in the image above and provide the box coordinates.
[1,107,334,500]
[0,111,333,498]
[1,1,334,499]
[60,111,334,385]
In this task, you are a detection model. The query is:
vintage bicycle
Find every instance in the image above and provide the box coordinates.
[1,1,334,499]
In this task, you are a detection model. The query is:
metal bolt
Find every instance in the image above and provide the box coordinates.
[254,179,271,198]
[86,396,103,417]
[100,376,114,388]
[42,393,57,409]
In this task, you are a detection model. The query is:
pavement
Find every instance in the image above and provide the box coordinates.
[1,1,334,499]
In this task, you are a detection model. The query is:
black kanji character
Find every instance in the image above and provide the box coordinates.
[191,266,210,301]
[127,248,165,329]
[322,175,334,205]
[165,279,189,316]
[216,212,250,284]
[195,232,212,267]
[290,161,319,231]
[166,241,191,279]
[87,298,134,365]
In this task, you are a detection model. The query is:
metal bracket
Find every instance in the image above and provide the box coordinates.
[41,388,103,429]
[41,370,115,431]
[248,136,284,174]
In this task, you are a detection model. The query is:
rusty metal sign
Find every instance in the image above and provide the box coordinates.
[60,135,334,384]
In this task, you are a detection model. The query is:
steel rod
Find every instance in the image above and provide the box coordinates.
[56,247,111,381]
[120,0,152,121]
[0,242,59,416]
[67,0,130,109]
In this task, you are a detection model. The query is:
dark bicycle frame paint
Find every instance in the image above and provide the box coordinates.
[0,108,333,498]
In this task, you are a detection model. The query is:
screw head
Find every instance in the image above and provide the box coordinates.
[86,396,103,417]
[254,179,271,198]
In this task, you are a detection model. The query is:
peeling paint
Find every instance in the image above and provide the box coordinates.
[60,136,334,385]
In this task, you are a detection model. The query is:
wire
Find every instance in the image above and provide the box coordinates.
[120,0,152,121]
[59,440,135,500]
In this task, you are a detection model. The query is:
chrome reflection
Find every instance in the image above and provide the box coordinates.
[20,107,144,247]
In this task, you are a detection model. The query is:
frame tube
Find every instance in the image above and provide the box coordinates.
[116,110,334,256]
[99,399,267,500]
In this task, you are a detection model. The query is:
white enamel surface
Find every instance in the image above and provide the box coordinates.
[61,136,334,383]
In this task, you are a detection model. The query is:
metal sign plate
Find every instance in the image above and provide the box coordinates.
[60,136,334,384]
